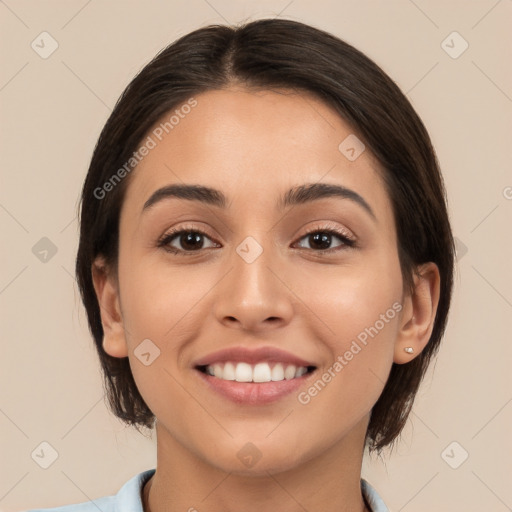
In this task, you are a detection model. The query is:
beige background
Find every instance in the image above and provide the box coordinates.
[1,1,511,511]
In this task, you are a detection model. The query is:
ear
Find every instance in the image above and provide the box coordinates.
[91,256,128,358]
[394,262,441,364]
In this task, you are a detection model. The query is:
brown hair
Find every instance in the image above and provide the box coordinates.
[75,18,455,453]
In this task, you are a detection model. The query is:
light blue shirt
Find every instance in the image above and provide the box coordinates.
[27,469,389,512]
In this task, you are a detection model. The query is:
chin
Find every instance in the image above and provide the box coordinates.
[203,436,313,477]
[221,453,306,477]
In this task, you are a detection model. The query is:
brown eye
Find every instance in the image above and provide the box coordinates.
[294,229,355,252]
[158,229,219,254]
[176,232,205,251]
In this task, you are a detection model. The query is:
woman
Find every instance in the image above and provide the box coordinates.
[29,17,454,512]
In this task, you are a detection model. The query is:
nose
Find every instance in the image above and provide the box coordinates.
[213,240,294,332]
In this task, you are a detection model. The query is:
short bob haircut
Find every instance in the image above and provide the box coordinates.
[75,18,455,454]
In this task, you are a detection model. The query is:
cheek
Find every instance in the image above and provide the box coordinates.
[295,254,403,342]
[118,253,219,341]
[296,257,402,398]
[331,278,401,353]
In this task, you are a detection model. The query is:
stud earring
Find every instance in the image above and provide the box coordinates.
[404,347,414,354]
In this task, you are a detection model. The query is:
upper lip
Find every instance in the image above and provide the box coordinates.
[193,346,316,368]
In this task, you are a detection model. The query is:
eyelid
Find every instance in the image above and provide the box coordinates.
[298,221,356,243]
[157,221,357,254]
[156,223,220,252]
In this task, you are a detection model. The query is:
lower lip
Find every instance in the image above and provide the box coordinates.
[195,369,313,405]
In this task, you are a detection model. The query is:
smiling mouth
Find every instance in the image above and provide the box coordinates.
[196,362,317,383]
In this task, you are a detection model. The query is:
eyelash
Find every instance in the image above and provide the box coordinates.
[156,224,356,256]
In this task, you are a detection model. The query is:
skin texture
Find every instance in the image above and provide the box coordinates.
[92,87,440,512]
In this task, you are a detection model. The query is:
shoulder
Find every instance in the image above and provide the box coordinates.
[361,478,390,512]
[25,468,156,512]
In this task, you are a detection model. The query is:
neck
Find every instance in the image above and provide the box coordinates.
[143,416,371,512]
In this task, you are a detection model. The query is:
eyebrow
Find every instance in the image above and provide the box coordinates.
[142,182,376,221]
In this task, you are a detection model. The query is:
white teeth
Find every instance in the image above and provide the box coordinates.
[253,363,272,382]
[235,362,253,382]
[203,361,310,382]
[295,366,307,377]
[284,365,296,380]
[222,362,236,380]
[213,364,223,379]
[271,363,284,381]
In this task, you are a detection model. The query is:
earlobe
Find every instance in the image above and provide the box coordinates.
[91,256,129,358]
[393,262,441,364]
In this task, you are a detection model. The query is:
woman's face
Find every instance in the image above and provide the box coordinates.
[103,87,408,474]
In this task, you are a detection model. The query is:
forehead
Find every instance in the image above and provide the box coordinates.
[120,87,391,220]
